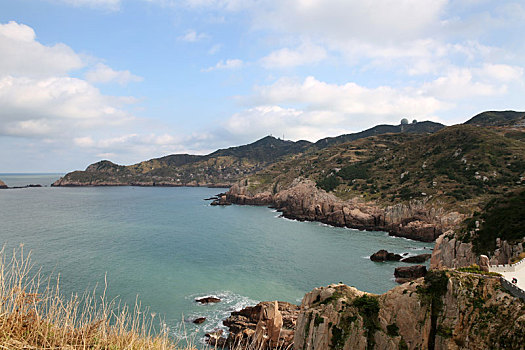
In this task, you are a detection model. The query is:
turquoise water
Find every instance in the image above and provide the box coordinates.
[0,174,432,340]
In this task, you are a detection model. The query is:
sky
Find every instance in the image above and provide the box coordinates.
[1,0,525,172]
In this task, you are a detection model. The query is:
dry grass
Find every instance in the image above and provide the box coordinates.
[0,246,187,350]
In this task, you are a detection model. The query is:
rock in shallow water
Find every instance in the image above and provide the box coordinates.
[195,296,221,304]
[370,249,403,262]
[400,253,431,263]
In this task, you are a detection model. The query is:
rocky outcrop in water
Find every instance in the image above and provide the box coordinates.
[370,250,402,262]
[0,179,7,189]
[209,301,300,348]
[226,179,461,242]
[294,271,525,350]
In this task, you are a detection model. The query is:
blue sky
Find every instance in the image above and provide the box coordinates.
[1,0,525,172]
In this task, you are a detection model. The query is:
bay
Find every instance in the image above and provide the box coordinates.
[0,174,432,340]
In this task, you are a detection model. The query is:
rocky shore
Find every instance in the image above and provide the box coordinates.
[213,271,525,349]
[220,179,462,242]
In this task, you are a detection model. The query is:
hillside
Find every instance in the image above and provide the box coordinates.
[236,124,525,213]
[465,110,525,127]
[314,120,444,148]
[52,121,443,187]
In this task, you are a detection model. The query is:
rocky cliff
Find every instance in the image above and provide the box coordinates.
[226,179,462,242]
[294,271,525,350]
[431,231,525,269]
[0,179,7,189]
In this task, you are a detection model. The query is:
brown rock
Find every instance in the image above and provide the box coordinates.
[0,179,7,189]
[370,249,403,262]
[195,296,221,304]
[400,253,431,263]
[220,301,300,349]
[394,265,427,283]
[193,317,206,324]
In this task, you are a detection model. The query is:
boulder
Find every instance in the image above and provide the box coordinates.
[0,179,7,189]
[195,296,221,304]
[400,253,431,263]
[193,317,206,324]
[394,265,427,283]
[370,249,403,262]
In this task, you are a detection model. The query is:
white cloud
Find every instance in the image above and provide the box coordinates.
[0,21,137,142]
[202,58,243,72]
[421,64,523,100]
[0,75,134,138]
[250,76,442,116]
[260,42,327,68]
[254,0,448,44]
[224,76,445,142]
[0,21,84,78]
[178,29,209,42]
[85,63,143,85]
[208,44,222,54]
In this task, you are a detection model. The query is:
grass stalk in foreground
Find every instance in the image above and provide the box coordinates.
[0,246,185,349]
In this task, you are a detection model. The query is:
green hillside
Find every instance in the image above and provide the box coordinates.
[243,124,525,213]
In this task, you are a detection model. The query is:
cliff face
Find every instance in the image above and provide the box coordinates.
[431,231,525,269]
[227,179,462,242]
[294,271,525,350]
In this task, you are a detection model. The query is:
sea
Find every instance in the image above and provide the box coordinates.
[0,173,433,342]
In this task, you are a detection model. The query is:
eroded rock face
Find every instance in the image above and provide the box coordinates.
[227,179,455,242]
[431,231,525,269]
[295,272,525,350]
[213,301,300,349]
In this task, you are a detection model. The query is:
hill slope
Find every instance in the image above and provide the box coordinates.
[52,121,444,187]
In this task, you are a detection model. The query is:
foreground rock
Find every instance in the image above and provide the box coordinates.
[226,179,461,242]
[295,271,525,350]
[370,250,402,262]
[193,317,206,324]
[195,296,221,304]
[400,253,431,263]
[209,301,300,348]
[0,179,6,189]
[394,265,427,283]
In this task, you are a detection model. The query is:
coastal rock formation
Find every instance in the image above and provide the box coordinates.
[227,179,455,242]
[401,253,432,263]
[370,250,402,262]
[294,271,525,350]
[430,232,478,269]
[211,301,300,348]
[431,231,525,269]
[0,179,7,189]
[394,265,427,283]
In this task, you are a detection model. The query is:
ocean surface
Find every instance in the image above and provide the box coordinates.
[0,174,433,342]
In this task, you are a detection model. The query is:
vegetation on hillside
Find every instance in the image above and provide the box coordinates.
[54,121,444,187]
[460,188,525,255]
[244,124,525,213]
